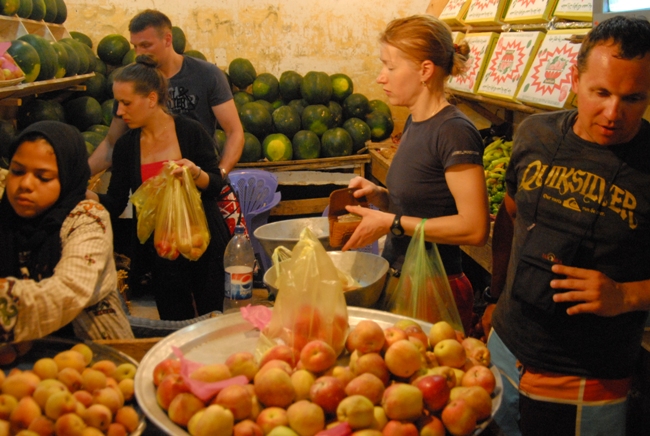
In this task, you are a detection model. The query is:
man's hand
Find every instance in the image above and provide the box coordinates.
[481,304,496,339]
[347,176,388,210]
[551,264,626,316]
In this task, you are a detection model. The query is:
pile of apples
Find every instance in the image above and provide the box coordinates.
[0,343,140,436]
[0,53,24,82]
[152,318,497,436]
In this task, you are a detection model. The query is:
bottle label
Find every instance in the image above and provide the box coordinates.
[225,266,253,300]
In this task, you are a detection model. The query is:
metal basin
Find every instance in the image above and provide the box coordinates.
[263,251,389,308]
[254,217,332,260]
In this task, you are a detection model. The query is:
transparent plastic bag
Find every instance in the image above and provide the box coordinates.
[131,170,167,244]
[257,228,349,359]
[152,162,211,261]
[386,219,464,333]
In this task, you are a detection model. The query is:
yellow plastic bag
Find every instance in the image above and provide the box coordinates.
[131,171,167,244]
[258,228,349,359]
[149,162,211,261]
[386,219,464,333]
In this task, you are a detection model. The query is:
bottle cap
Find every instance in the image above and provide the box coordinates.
[234,225,245,234]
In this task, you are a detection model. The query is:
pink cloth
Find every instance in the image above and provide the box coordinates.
[240,304,272,330]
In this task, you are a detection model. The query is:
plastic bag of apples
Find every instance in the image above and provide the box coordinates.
[258,227,349,360]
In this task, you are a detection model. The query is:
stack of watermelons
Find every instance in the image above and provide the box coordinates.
[225,58,394,164]
[0,0,67,23]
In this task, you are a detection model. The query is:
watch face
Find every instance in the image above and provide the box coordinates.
[391,227,404,236]
[391,216,404,236]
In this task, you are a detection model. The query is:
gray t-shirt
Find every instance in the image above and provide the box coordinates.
[383,105,483,274]
[113,56,233,136]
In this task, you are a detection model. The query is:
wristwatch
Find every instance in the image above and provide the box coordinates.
[219,167,227,179]
[390,214,405,237]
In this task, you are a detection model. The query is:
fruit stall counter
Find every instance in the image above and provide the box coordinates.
[236,154,371,217]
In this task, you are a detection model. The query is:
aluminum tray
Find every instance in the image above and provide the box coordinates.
[135,307,502,435]
[5,336,146,436]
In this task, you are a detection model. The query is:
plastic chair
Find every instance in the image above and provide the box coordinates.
[228,169,282,272]
[322,205,379,255]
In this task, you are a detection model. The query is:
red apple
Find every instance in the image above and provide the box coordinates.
[382,327,408,353]
[351,353,390,386]
[259,345,297,369]
[380,383,423,422]
[212,384,252,421]
[226,352,260,382]
[156,373,190,411]
[384,340,422,379]
[255,407,288,435]
[233,419,263,436]
[403,325,428,349]
[413,374,450,412]
[346,320,385,355]
[450,386,492,421]
[461,366,496,395]
[300,340,337,373]
[345,373,385,405]
[441,399,478,436]
[287,399,325,436]
[382,420,418,436]
[254,367,295,408]
[309,375,346,415]
[417,415,446,436]
[167,392,205,428]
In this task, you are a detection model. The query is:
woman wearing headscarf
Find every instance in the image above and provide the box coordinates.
[0,120,133,345]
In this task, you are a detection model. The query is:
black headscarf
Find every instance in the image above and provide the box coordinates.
[0,121,90,280]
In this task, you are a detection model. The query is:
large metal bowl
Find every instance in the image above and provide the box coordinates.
[254,217,332,259]
[263,250,389,308]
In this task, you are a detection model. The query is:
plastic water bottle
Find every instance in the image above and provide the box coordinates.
[223,225,255,312]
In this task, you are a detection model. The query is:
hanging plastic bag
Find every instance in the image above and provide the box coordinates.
[386,219,464,333]
[256,228,349,361]
[131,170,167,244]
[152,162,211,261]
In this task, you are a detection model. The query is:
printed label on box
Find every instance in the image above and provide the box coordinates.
[448,33,498,94]
[478,31,544,100]
[440,0,471,25]
[516,30,587,108]
[504,0,557,23]
[464,0,505,25]
[553,0,593,21]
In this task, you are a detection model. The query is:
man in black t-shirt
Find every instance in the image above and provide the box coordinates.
[482,16,650,436]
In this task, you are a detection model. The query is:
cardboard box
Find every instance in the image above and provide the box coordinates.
[447,32,499,94]
[503,0,559,23]
[553,0,593,22]
[477,31,545,101]
[516,29,589,109]
[463,0,509,26]
[439,0,472,26]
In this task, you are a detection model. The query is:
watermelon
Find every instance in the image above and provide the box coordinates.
[239,102,272,141]
[17,98,66,130]
[105,68,119,99]
[97,34,129,66]
[301,104,333,137]
[343,117,372,153]
[28,0,44,20]
[53,0,66,23]
[70,31,92,48]
[213,129,226,157]
[279,70,303,102]
[184,50,206,61]
[255,99,274,117]
[0,120,17,167]
[82,72,107,101]
[59,38,89,74]
[0,0,20,16]
[342,93,370,120]
[330,73,354,103]
[263,133,293,162]
[301,71,332,105]
[233,91,255,111]
[368,99,391,116]
[287,99,308,117]
[60,41,79,77]
[240,132,262,163]
[18,34,58,81]
[122,49,136,66]
[292,130,320,160]
[42,0,56,22]
[81,44,97,73]
[229,58,256,90]
[321,127,353,158]
[252,72,279,103]
[101,99,114,126]
[328,101,343,127]
[82,131,104,150]
[7,40,40,83]
[64,96,103,131]
[93,58,107,76]
[172,26,186,54]
[271,99,284,111]
[272,105,301,139]
[365,111,394,142]
[86,124,110,136]
[16,0,32,18]
[50,41,68,78]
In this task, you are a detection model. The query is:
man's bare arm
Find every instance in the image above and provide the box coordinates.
[212,100,244,174]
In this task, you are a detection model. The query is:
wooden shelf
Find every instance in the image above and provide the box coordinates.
[0,73,95,102]
[450,91,550,115]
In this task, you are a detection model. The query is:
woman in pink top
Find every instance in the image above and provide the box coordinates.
[88,55,231,320]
